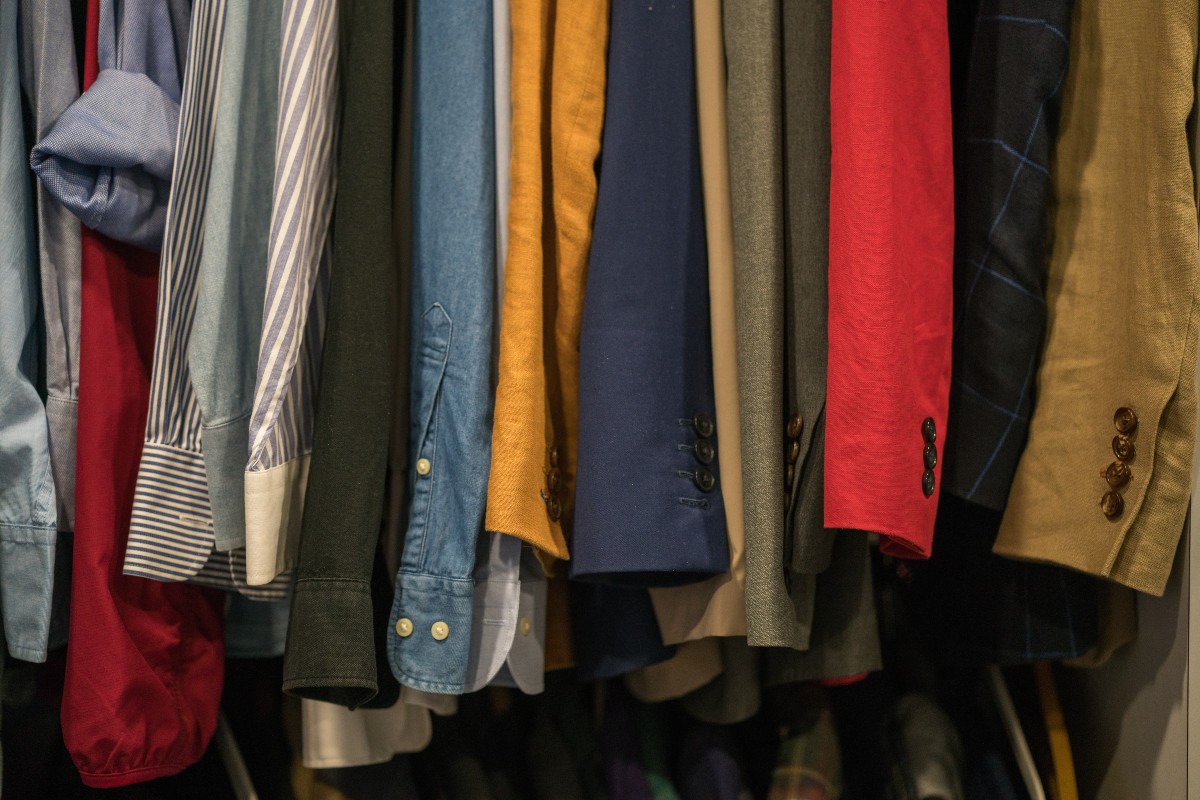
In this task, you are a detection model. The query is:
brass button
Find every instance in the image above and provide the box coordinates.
[1105,460,1131,489]
[1112,435,1135,461]
[548,445,559,468]
[395,618,413,637]
[693,439,715,465]
[692,413,715,438]
[786,463,795,488]
[546,467,561,492]
[547,495,562,521]
[786,413,803,440]
[921,469,936,497]
[923,443,937,470]
[431,621,450,641]
[519,617,532,636]
[1113,407,1138,435]
[787,439,801,464]
[416,457,431,475]
[921,417,937,444]
[1100,491,1124,519]
[693,467,716,492]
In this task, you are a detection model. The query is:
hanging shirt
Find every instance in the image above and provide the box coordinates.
[18,0,82,539]
[386,0,497,695]
[53,0,226,786]
[242,0,338,587]
[0,0,58,664]
[123,0,290,599]
[463,0,547,697]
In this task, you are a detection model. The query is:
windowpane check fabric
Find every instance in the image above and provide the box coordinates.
[941,2,1074,510]
[123,0,289,598]
[242,0,337,588]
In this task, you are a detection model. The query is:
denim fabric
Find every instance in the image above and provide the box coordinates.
[190,0,281,552]
[387,0,495,694]
[0,0,58,664]
[224,591,290,659]
[29,0,189,250]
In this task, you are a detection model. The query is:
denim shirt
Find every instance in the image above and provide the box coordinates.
[29,0,190,251]
[0,0,58,663]
[387,0,496,694]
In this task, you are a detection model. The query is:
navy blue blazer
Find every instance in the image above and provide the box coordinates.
[570,0,729,587]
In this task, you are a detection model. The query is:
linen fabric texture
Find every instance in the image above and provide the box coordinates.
[995,0,1200,596]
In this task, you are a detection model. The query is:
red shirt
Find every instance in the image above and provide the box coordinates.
[61,0,224,786]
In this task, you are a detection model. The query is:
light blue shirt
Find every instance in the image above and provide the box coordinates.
[29,0,190,250]
[0,0,58,663]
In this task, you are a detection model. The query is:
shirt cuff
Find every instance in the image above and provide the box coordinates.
[388,573,474,693]
[0,522,57,662]
[282,577,379,709]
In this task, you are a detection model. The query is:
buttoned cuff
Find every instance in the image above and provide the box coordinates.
[0,522,57,662]
[388,573,474,693]
[283,578,379,709]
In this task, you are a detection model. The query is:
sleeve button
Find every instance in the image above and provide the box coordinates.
[431,621,449,641]
[395,618,413,637]
[416,457,431,475]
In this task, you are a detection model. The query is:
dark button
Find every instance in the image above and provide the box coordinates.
[547,494,562,521]
[548,445,559,468]
[693,439,715,465]
[922,417,937,444]
[786,463,795,488]
[546,468,561,492]
[1100,491,1124,519]
[787,439,801,464]
[921,469,936,497]
[923,443,937,470]
[1112,435,1135,461]
[693,467,716,492]
[692,413,715,438]
[1104,460,1131,488]
[786,413,803,440]
[1113,407,1138,435]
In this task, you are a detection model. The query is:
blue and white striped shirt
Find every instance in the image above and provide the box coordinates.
[125,0,290,598]
[242,0,338,587]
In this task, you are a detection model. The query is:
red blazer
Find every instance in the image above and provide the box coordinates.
[824,0,954,559]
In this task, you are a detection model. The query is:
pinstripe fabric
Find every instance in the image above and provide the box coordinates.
[242,0,337,586]
[125,0,289,599]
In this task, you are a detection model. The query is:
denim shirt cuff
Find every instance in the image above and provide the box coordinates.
[30,68,178,250]
[0,521,58,662]
[388,573,474,694]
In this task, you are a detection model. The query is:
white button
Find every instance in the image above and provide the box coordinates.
[431,621,449,641]
[416,458,431,476]
[395,618,413,637]
[519,617,532,636]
